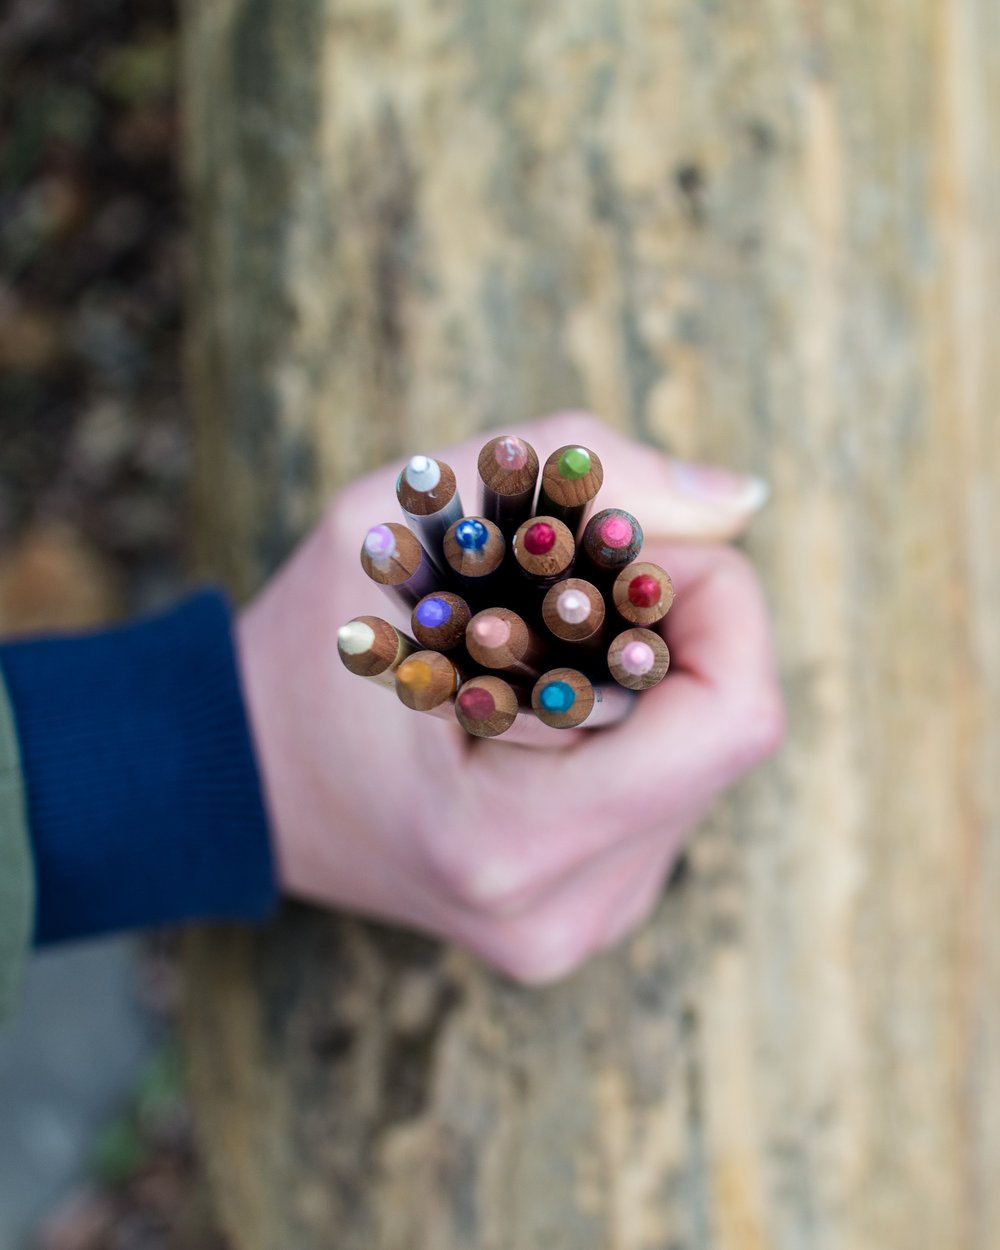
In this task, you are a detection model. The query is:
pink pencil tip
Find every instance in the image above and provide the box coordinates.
[598,514,634,549]
[621,640,655,677]
[471,615,511,648]
[495,436,528,471]
[364,525,396,559]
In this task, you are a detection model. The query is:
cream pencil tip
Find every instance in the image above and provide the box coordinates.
[338,620,376,654]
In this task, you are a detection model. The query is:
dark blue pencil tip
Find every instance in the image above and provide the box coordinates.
[455,519,489,551]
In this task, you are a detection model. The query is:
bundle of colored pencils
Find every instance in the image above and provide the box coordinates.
[338,437,674,739]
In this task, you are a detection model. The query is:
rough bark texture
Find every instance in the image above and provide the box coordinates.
[180,2,1000,1247]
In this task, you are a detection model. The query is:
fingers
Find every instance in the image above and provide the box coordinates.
[419,542,783,911]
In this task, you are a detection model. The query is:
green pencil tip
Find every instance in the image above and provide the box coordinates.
[558,447,591,480]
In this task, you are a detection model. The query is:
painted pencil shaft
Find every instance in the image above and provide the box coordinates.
[611,560,675,627]
[541,578,606,649]
[607,627,670,691]
[532,667,635,730]
[337,616,420,688]
[361,522,441,611]
[411,592,472,652]
[536,444,604,538]
[466,608,550,683]
[477,435,540,537]
[397,455,464,569]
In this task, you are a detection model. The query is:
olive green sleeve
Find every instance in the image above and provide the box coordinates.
[0,669,34,1024]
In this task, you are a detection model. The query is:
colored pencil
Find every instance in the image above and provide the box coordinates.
[531,667,636,730]
[536,444,604,537]
[442,516,506,595]
[607,627,670,691]
[540,578,606,649]
[360,522,440,610]
[466,607,550,683]
[337,616,420,688]
[511,516,575,588]
[477,435,540,536]
[454,675,533,739]
[395,650,465,713]
[396,454,464,567]
[611,561,675,627]
[579,508,644,581]
[411,592,472,652]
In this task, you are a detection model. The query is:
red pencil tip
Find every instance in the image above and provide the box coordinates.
[458,687,495,720]
[523,522,556,555]
[628,573,660,607]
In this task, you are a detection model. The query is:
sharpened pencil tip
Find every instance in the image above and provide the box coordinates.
[397,659,432,689]
[471,614,510,648]
[337,620,376,655]
[404,455,441,493]
[364,525,396,561]
[556,589,590,625]
[539,681,576,713]
[620,640,655,676]
[495,436,528,471]
[558,447,591,480]
[455,519,489,550]
[458,687,495,720]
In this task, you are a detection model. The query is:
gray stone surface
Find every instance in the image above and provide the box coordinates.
[0,940,154,1250]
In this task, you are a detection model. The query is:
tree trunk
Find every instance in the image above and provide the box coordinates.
[179,2,1000,1247]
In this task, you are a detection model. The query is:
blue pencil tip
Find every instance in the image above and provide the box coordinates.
[455,519,489,551]
[416,597,452,628]
[540,681,576,713]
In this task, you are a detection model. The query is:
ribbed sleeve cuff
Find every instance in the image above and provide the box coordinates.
[0,670,34,1020]
[0,590,277,944]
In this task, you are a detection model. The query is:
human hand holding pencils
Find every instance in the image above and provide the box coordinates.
[236,413,784,984]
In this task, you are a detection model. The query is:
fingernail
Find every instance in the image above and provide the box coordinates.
[672,461,771,512]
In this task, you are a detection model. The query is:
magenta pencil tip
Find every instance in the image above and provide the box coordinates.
[458,687,496,720]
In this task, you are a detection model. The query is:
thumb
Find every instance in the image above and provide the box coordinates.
[581,421,770,542]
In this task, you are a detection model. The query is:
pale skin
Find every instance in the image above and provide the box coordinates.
[237,413,786,984]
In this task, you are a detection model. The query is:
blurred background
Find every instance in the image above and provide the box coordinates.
[0,1,224,1246]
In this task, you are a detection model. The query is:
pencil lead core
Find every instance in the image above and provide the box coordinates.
[558,447,591,480]
[337,620,376,655]
[556,590,590,624]
[539,681,576,713]
[364,525,397,560]
[620,640,655,676]
[455,519,489,550]
[405,455,441,492]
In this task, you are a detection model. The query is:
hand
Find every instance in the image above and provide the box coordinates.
[236,413,784,983]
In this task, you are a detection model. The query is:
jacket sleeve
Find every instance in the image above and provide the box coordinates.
[0,589,277,947]
[0,668,34,1023]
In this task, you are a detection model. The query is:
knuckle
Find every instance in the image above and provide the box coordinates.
[491,912,593,986]
[418,827,529,916]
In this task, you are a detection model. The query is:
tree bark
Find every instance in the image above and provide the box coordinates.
[180,2,1000,1247]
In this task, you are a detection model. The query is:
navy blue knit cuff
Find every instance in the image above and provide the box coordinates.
[0,590,277,944]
